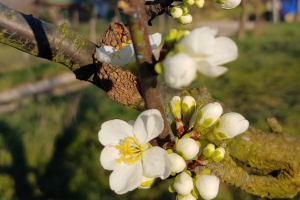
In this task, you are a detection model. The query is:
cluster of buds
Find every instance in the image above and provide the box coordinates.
[170,0,241,25]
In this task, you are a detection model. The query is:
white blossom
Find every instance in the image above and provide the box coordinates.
[176,138,200,160]
[194,0,205,8]
[177,193,197,200]
[221,0,241,9]
[98,109,171,194]
[212,147,225,162]
[163,53,197,88]
[171,7,183,18]
[176,27,238,77]
[168,152,186,174]
[183,0,195,6]
[196,174,220,200]
[182,96,196,125]
[196,102,223,128]
[214,112,249,138]
[174,172,194,195]
[96,33,161,66]
[178,14,193,25]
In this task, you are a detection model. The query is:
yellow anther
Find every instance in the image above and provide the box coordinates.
[116,46,120,50]
[128,40,132,44]
[117,159,122,163]
[122,43,126,47]
[112,53,116,59]
[117,55,121,60]
[125,139,130,145]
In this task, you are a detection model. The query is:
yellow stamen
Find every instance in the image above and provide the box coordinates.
[122,43,126,47]
[128,40,132,44]
[116,46,120,50]
[112,53,116,58]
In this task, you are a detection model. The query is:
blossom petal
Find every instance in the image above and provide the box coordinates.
[221,0,241,9]
[142,147,172,179]
[196,60,228,77]
[163,53,197,88]
[206,37,238,66]
[133,109,164,145]
[109,161,143,194]
[178,27,218,57]
[98,119,134,146]
[100,145,120,170]
[149,33,162,50]
[96,46,124,66]
[119,44,135,65]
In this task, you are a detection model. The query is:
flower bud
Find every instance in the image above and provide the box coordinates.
[165,29,178,48]
[183,0,195,6]
[139,175,156,189]
[177,193,197,200]
[176,138,200,160]
[169,96,182,119]
[174,171,194,195]
[196,174,220,200]
[176,30,191,43]
[168,152,186,174]
[178,3,190,14]
[177,14,193,25]
[163,53,197,89]
[194,0,205,8]
[182,96,196,125]
[188,113,197,130]
[221,0,241,9]
[203,143,215,158]
[214,112,249,138]
[196,102,223,128]
[171,7,183,18]
[168,112,177,133]
[212,147,225,162]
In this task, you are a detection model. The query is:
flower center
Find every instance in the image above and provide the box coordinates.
[116,137,144,164]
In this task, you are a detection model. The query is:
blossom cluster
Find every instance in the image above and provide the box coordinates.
[170,0,241,25]
[97,95,249,199]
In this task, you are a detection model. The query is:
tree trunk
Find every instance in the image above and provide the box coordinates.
[238,0,249,40]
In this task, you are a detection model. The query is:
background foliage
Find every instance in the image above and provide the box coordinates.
[0,15,299,200]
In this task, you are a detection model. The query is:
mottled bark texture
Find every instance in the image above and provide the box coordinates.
[122,0,173,139]
[145,0,176,25]
[1,2,300,199]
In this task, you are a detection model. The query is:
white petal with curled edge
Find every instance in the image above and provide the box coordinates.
[149,33,162,50]
[215,113,240,138]
[109,161,143,194]
[206,37,238,66]
[196,174,220,200]
[96,46,124,66]
[221,0,241,9]
[178,27,218,57]
[142,147,172,179]
[225,112,249,133]
[133,109,164,145]
[196,60,228,78]
[98,119,134,146]
[100,145,121,170]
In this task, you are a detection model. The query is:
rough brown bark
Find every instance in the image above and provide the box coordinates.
[238,0,250,40]
[145,0,176,25]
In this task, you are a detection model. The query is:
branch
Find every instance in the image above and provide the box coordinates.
[145,0,176,25]
[121,0,173,139]
[1,2,300,198]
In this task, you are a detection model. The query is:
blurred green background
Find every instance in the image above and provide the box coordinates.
[0,0,300,200]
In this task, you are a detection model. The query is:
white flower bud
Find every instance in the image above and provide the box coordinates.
[183,0,195,6]
[169,152,186,174]
[139,175,156,189]
[214,112,249,138]
[196,174,220,200]
[196,102,223,128]
[177,14,193,25]
[174,171,194,195]
[221,0,241,9]
[177,193,197,200]
[176,138,200,160]
[178,3,190,14]
[212,147,225,162]
[163,53,197,89]
[182,96,196,125]
[169,96,182,119]
[171,7,183,18]
[203,143,215,158]
[194,0,205,8]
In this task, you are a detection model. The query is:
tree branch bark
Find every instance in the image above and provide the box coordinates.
[1,2,300,198]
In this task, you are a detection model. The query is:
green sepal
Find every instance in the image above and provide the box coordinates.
[201,118,213,128]
[182,133,191,138]
[191,178,200,198]
[165,29,178,47]
[171,172,176,176]
[213,0,225,4]
[191,155,198,160]
[195,141,201,147]
[167,149,174,154]
[183,170,192,176]
[182,101,196,126]
[203,148,213,158]
[154,63,164,74]
[215,132,227,139]
[178,3,190,14]
[166,51,175,58]
[200,169,211,175]
[212,151,223,162]
[169,184,176,193]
